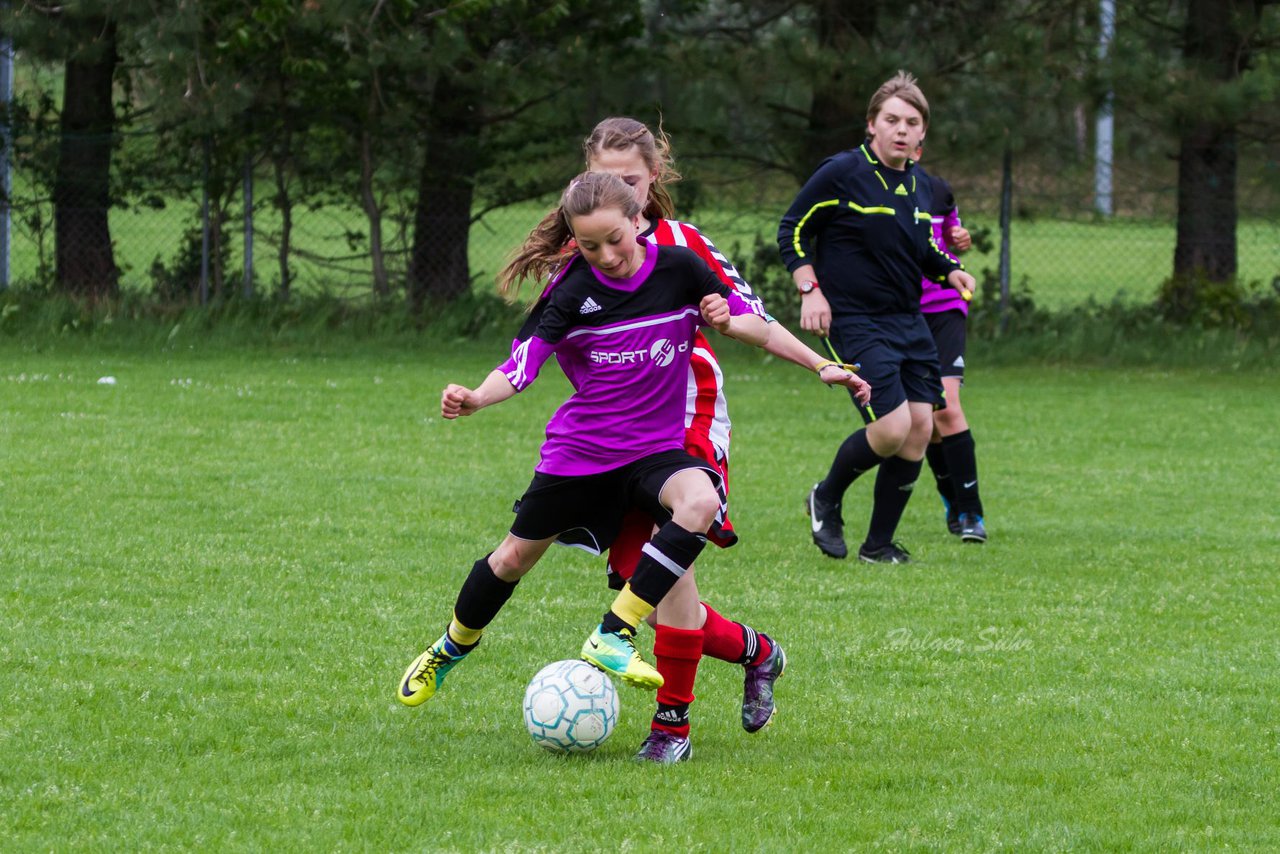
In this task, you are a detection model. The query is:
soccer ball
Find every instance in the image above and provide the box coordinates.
[522,659,619,754]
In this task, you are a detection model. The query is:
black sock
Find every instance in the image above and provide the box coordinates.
[652,702,690,733]
[600,612,632,635]
[602,522,706,632]
[865,456,923,549]
[942,430,983,516]
[818,429,884,502]
[452,555,518,637]
[925,441,956,510]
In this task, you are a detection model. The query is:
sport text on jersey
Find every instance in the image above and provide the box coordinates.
[589,338,690,367]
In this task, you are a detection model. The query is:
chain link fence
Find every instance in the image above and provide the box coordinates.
[4,132,1278,312]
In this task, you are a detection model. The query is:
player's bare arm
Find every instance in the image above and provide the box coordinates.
[700,294,769,346]
[441,370,518,419]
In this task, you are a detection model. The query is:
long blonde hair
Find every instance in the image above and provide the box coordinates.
[582,117,680,221]
[497,171,641,299]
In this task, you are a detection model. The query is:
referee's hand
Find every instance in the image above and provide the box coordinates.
[800,290,832,336]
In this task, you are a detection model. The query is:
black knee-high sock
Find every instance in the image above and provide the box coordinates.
[601,521,706,634]
[818,428,885,502]
[451,555,519,641]
[942,430,983,516]
[925,441,956,508]
[865,456,923,549]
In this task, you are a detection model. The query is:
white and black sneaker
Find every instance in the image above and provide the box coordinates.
[958,513,987,544]
[634,729,692,764]
[857,541,912,565]
[807,483,847,559]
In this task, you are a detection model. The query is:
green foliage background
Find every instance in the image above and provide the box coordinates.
[1,0,1276,308]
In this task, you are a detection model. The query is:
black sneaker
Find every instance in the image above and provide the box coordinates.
[858,541,911,564]
[806,484,847,559]
[941,496,962,536]
[958,513,987,544]
[741,635,786,733]
[634,729,692,764]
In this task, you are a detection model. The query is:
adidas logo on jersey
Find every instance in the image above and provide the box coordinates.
[895,183,908,196]
[953,355,966,368]
[579,297,603,314]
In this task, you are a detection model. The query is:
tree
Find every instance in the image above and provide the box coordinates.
[1170,0,1272,287]
[55,13,119,299]
[4,3,130,298]
[802,0,878,173]
[401,1,643,313]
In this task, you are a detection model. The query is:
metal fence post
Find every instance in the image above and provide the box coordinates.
[1095,0,1115,217]
[200,135,210,305]
[999,145,1013,332]
[0,21,12,292]
[242,152,253,299]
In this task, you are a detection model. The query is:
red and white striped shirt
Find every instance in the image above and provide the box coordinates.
[645,219,766,461]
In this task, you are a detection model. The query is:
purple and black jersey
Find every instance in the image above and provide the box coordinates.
[498,237,765,477]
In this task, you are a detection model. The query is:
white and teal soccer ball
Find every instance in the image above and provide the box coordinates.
[522,659,619,754]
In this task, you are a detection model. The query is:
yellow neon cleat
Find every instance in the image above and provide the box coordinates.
[580,624,663,690]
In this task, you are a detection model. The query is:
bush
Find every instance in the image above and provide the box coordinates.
[1,270,1276,368]
[1155,270,1279,329]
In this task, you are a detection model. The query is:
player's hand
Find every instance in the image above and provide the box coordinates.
[947,226,972,252]
[441,383,480,419]
[700,293,732,333]
[946,269,976,302]
[818,364,871,404]
[841,372,872,405]
[800,290,832,336]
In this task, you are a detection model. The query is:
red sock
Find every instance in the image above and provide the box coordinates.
[652,625,703,737]
[700,602,772,666]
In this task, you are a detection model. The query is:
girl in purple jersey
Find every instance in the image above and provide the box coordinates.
[583,117,869,762]
[397,172,769,763]
[914,144,987,544]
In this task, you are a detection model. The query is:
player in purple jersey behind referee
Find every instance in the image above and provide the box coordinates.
[397,172,770,761]
[914,144,988,544]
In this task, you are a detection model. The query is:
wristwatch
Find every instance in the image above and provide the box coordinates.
[797,279,820,295]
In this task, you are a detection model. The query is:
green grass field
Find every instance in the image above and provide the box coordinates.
[3,335,1278,850]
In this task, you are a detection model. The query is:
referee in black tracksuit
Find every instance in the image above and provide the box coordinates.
[778,71,976,564]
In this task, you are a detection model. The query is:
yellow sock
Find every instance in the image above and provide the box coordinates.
[609,585,654,631]
[447,616,483,648]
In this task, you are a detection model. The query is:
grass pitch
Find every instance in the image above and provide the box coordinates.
[2,335,1277,850]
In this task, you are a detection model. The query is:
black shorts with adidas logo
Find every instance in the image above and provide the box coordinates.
[829,311,945,424]
[924,308,968,381]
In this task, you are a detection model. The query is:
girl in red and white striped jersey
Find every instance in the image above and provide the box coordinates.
[580,118,869,761]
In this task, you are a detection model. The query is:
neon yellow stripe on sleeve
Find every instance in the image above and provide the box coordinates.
[792,199,842,259]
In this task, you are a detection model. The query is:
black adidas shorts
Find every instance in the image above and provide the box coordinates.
[925,309,967,380]
[509,449,724,555]
[829,312,943,424]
